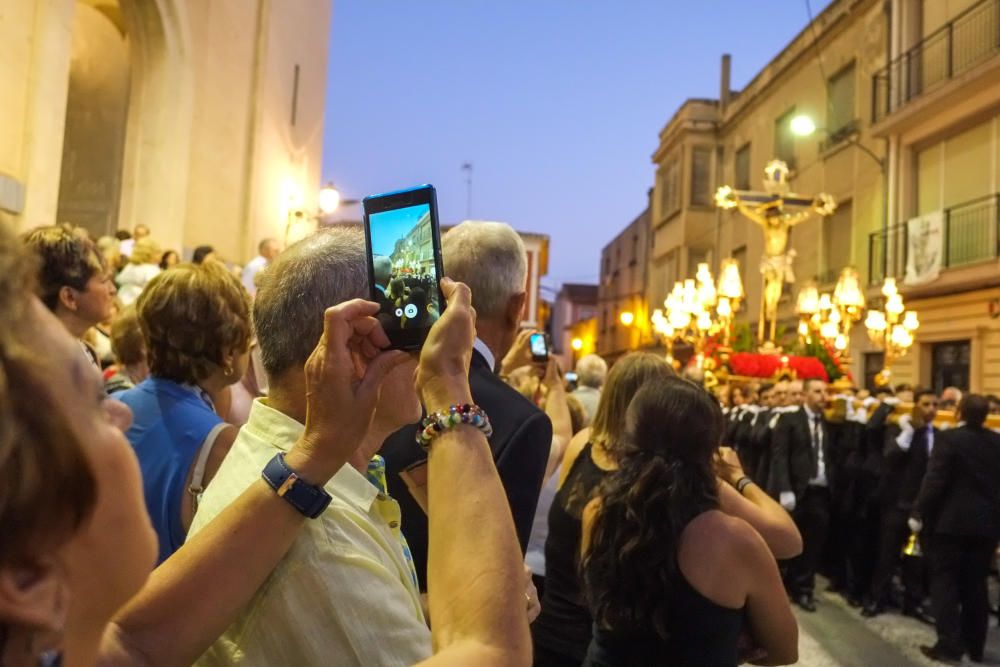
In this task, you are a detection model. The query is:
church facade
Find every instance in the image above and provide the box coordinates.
[1,0,332,263]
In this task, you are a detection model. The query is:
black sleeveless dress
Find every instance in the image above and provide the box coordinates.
[531,441,610,666]
[582,568,744,667]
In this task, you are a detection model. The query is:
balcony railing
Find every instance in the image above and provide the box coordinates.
[868,193,1000,284]
[872,0,1000,122]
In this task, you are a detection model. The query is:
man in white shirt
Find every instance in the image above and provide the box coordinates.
[190,228,430,666]
[240,238,281,296]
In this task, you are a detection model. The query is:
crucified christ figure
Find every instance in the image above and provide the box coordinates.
[715,160,837,344]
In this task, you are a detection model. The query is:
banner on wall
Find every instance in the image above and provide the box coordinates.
[904,211,944,286]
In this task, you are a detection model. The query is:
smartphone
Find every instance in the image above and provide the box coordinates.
[363,185,446,350]
[529,332,549,362]
[565,371,578,383]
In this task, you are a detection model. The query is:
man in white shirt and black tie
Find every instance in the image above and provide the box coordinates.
[770,377,831,611]
[863,389,939,619]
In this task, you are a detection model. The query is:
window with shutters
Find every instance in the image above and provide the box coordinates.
[774,108,797,170]
[658,157,681,220]
[690,147,712,206]
[734,143,751,190]
[827,62,856,139]
[822,200,852,284]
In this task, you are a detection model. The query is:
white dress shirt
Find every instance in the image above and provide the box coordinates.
[803,404,827,487]
[473,337,496,372]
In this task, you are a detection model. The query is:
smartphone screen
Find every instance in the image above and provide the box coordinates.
[363,185,445,350]
[530,333,548,361]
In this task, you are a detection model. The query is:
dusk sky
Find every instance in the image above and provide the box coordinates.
[323,1,835,294]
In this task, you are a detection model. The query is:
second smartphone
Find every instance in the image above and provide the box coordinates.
[362,184,446,350]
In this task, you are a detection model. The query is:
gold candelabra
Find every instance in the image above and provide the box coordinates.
[651,260,743,366]
[795,268,866,360]
[865,277,919,387]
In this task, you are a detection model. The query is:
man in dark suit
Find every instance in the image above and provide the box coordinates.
[912,395,1000,663]
[733,382,773,481]
[863,389,939,619]
[381,222,553,590]
[769,377,832,611]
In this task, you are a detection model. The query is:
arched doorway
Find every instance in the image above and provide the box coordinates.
[56,0,193,248]
[56,1,130,238]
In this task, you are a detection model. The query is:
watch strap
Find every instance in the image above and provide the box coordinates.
[262,453,332,519]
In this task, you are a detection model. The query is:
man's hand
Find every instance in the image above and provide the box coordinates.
[416,278,476,414]
[500,328,537,376]
[779,491,797,512]
[715,446,746,487]
[540,356,563,391]
[286,299,409,484]
[908,517,923,534]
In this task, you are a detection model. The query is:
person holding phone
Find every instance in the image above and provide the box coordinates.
[187,228,432,665]
[581,376,798,667]
[381,221,554,591]
[0,218,532,667]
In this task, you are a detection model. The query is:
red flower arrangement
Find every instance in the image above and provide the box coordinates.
[727,352,829,381]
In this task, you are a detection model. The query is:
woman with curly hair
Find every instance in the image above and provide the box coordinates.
[581,375,798,667]
[532,354,801,667]
[115,261,252,563]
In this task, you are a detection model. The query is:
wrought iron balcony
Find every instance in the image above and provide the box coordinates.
[868,193,1000,285]
[872,0,1000,122]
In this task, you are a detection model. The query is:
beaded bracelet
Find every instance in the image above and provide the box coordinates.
[416,404,493,450]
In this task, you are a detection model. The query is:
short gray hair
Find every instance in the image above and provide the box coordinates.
[442,222,526,320]
[576,354,608,388]
[254,227,367,379]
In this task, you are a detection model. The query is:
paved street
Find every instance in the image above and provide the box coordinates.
[795,580,1000,666]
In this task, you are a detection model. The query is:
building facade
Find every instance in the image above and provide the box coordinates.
[867,0,1000,394]
[605,0,1000,393]
[597,205,650,359]
[1,0,332,262]
[549,282,598,370]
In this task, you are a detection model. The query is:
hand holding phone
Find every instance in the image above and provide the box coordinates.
[363,185,446,350]
[529,333,549,362]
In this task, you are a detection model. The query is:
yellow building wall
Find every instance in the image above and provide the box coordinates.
[717,0,886,331]
[0,0,332,264]
[0,0,74,229]
[884,287,1000,394]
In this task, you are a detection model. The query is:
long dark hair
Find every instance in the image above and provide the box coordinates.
[582,375,723,641]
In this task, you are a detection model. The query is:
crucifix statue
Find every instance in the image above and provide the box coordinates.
[715,159,837,345]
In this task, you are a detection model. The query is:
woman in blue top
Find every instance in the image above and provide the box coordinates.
[581,376,799,667]
[117,261,252,563]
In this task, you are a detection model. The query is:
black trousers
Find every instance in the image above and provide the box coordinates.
[785,485,831,597]
[928,534,997,659]
[845,476,881,600]
[869,507,925,609]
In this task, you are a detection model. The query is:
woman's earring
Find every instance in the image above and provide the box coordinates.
[224,366,233,378]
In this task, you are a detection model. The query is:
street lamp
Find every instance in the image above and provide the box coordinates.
[285,182,360,245]
[790,114,817,137]
[318,182,341,214]
[865,277,919,386]
[789,113,885,171]
[571,337,584,351]
[619,311,635,327]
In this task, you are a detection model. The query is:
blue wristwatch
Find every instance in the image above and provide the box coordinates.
[261,453,332,518]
